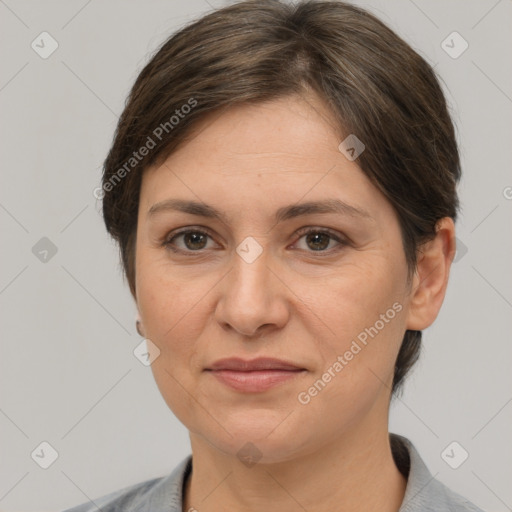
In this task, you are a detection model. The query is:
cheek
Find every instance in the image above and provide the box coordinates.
[135,252,222,376]
[135,258,212,426]
[300,255,408,385]
[137,266,205,347]
[291,270,406,430]
[313,255,405,330]
[136,245,188,324]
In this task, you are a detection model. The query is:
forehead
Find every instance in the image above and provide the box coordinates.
[182,94,341,163]
[138,94,393,224]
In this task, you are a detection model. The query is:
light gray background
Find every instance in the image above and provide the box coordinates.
[0,1,511,511]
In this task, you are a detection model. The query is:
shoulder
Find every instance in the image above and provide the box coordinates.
[62,455,192,512]
[427,478,486,512]
[62,476,163,512]
[391,434,485,512]
[403,474,485,512]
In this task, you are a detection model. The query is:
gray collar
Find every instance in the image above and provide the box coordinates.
[392,434,483,512]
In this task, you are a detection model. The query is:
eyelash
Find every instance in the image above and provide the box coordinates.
[161,226,348,256]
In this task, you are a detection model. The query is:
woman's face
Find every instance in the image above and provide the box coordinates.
[135,94,415,462]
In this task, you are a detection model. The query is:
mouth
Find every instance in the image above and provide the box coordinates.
[205,357,307,393]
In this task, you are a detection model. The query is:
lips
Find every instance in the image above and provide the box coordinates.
[205,357,306,392]
[206,357,304,372]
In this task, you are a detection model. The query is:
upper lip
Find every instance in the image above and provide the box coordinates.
[206,357,305,371]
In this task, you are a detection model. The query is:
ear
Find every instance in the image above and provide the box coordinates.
[135,309,145,337]
[406,217,456,331]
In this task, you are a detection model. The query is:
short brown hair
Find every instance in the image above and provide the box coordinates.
[101,0,461,395]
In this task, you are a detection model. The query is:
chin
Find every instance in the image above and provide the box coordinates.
[212,435,307,465]
[193,412,316,465]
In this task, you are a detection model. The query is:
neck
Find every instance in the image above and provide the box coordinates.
[183,424,407,512]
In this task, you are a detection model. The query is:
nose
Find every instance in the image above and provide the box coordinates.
[214,249,290,339]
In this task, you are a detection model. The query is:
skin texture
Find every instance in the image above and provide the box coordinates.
[134,93,456,512]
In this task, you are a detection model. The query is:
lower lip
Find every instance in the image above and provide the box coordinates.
[207,369,306,392]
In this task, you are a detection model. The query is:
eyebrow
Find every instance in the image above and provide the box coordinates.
[147,198,373,224]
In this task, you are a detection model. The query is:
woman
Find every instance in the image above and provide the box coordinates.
[65,1,484,510]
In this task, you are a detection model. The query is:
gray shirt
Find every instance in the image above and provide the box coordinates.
[63,434,484,511]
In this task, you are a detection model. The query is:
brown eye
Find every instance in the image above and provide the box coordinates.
[163,229,216,253]
[293,228,347,254]
[181,232,208,250]
[305,232,331,251]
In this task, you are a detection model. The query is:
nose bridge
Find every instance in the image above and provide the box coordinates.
[216,242,287,336]
[229,246,272,309]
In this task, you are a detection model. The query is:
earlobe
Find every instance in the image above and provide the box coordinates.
[136,311,145,337]
[405,217,456,331]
